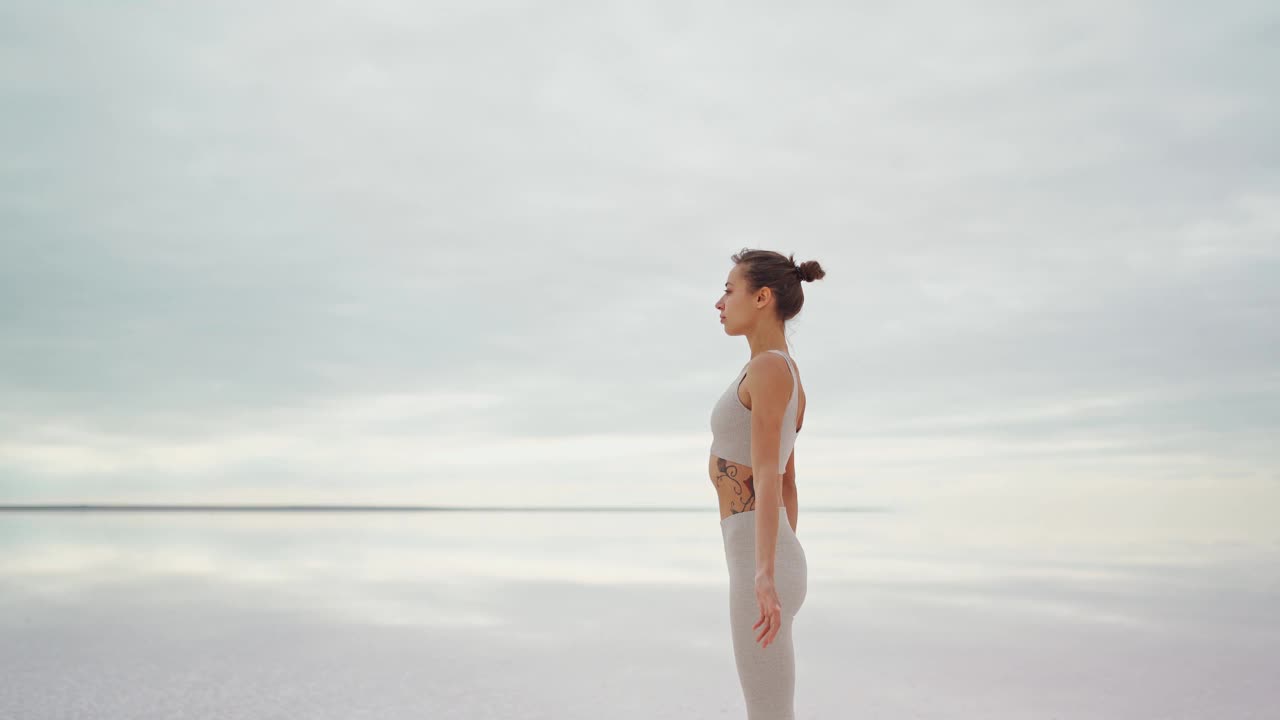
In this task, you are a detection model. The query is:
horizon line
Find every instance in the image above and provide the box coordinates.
[0,503,893,513]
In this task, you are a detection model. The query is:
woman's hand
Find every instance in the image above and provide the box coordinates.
[753,573,782,648]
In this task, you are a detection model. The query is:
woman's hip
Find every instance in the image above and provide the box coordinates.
[720,507,808,609]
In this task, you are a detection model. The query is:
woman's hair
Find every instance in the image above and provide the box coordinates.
[731,248,826,323]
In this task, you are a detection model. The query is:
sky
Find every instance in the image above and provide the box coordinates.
[1,1,1277,539]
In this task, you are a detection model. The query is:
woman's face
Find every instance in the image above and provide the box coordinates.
[715,265,749,334]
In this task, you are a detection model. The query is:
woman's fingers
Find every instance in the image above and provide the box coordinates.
[756,618,777,645]
[754,579,784,646]
[754,604,782,646]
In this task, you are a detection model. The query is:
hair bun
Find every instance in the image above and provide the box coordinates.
[796,260,826,282]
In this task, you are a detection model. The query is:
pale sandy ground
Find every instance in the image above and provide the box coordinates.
[1,510,1277,719]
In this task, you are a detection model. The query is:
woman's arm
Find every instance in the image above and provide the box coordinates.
[747,353,792,579]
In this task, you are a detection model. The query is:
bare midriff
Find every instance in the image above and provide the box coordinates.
[709,454,785,522]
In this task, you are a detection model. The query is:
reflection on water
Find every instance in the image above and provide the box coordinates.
[2,509,1278,628]
[1,509,1277,719]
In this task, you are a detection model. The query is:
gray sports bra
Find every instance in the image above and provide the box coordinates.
[708,349,800,469]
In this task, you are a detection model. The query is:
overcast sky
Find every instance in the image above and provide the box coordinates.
[1,1,1276,538]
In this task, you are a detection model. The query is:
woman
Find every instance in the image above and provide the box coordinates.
[710,248,825,720]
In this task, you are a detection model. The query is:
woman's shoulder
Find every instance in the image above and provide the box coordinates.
[745,351,795,386]
[754,349,797,372]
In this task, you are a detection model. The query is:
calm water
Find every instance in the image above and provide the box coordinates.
[2,508,1277,719]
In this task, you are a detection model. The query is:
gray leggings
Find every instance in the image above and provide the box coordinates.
[721,506,809,720]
